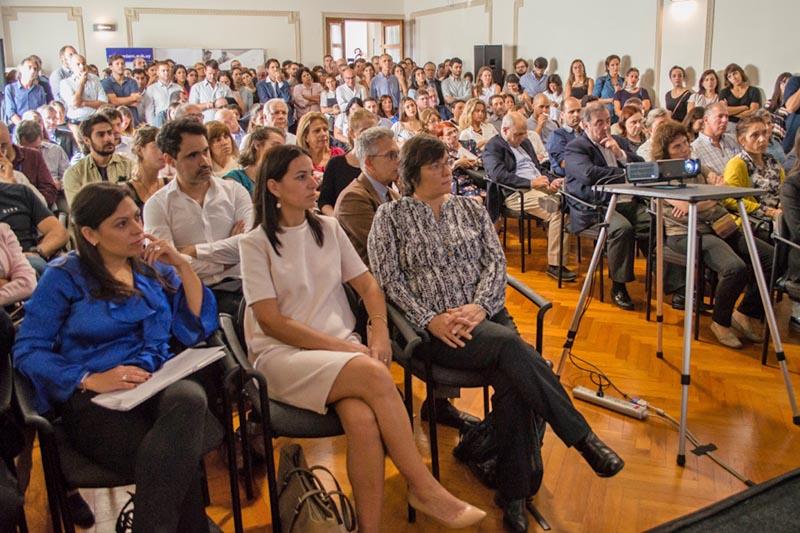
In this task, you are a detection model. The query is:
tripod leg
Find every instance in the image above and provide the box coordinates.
[737,201,800,425]
[677,203,698,466]
[557,196,618,376]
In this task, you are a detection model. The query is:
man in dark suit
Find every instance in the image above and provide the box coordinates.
[256,58,294,128]
[564,101,648,310]
[423,61,451,119]
[484,112,575,281]
[335,126,479,430]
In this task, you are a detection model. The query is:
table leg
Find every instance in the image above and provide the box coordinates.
[656,199,664,358]
[557,195,618,376]
[737,200,800,424]
[677,203,698,466]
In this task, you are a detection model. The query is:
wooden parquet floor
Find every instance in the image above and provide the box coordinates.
[22,225,800,532]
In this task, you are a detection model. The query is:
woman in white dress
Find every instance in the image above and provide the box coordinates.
[238,145,485,532]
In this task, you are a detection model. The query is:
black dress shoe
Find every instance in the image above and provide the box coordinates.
[611,287,634,310]
[671,293,712,312]
[420,398,480,430]
[547,265,577,282]
[575,432,624,478]
[67,491,95,528]
[494,495,528,532]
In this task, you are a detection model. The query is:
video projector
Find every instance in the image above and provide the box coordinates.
[626,158,701,187]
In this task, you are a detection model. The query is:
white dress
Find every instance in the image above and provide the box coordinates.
[239,216,368,413]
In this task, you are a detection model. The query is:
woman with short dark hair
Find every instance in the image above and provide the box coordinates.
[240,144,485,532]
[14,182,219,531]
[720,63,762,122]
[687,69,720,116]
[368,134,624,532]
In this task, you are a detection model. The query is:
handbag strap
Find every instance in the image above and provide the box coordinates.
[287,489,339,533]
[326,489,357,531]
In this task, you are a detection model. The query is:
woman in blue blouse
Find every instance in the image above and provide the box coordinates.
[14,182,219,532]
[593,54,623,123]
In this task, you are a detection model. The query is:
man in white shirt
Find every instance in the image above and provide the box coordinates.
[144,61,183,126]
[49,45,76,102]
[691,102,739,180]
[144,118,253,315]
[440,58,472,104]
[264,99,296,144]
[59,54,107,126]
[335,68,366,109]
[188,60,234,123]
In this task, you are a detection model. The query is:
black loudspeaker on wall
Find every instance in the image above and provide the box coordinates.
[473,44,504,86]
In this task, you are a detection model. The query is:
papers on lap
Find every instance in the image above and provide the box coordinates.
[91,346,226,411]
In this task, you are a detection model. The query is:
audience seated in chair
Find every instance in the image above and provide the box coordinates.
[263,98,297,144]
[1,122,58,206]
[224,126,285,197]
[144,119,252,316]
[484,112,575,281]
[13,182,219,531]
[239,144,486,532]
[126,126,170,211]
[0,222,36,306]
[547,96,582,177]
[526,93,558,145]
[256,58,294,129]
[691,102,740,179]
[296,112,345,175]
[440,57,472,106]
[564,101,648,310]
[654,122,772,348]
[779,134,800,331]
[63,114,134,205]
[367,134,624,533]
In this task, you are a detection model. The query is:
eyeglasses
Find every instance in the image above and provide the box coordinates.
[372,151,400,161]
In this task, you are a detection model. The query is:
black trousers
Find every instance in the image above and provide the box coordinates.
[61,380,210,533]
[667,231,772,327]
[417,308,591,500]
[604,201,650,283]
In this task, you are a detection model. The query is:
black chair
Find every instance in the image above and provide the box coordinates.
[387,274,552,482]
[558,190,609,300]
[217,298,344,533]
[1,338,28,533]
[484,176,541,273]
[762,216,799,364]
[13,338,230,533]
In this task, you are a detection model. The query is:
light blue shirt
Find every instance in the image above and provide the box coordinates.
[364,171,390,202]
[510,145,540,182]
[519,72,548,97]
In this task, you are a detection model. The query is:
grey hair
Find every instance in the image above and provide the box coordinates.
[703,101,728,118]
[581,101,609,123]
[354,127,395,167]
[15,119,43,144]
[644,108,670,128]
[265,98,288,115]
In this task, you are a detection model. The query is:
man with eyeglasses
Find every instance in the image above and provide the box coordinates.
[335,68,366,110]
[335,126,480,431]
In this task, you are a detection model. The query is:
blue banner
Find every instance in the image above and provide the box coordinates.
[105,47,154,66]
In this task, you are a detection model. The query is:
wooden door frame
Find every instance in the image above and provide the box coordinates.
[321,13,405,61]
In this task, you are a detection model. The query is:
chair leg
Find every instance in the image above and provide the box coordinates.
[502,215,508,249]
[763,242,781,365]
[527,218,532,254]
[200,460,211,507]
[645,217,654,322]
[598,243,605,303]
[402,368,416,523]
[237,396,254,500]
[694,248,703,341]
[17,506,28,533]
[519,215,526,273]
[482,386,490,416]
[424,379,440,480]
[38,443,64,533]
[577,236,583,264]
[222,379,244,533]
[558,211,565,288]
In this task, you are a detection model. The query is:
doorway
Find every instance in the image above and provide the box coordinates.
[325,17,404,62]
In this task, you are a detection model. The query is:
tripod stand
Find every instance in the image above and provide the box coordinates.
[556,183,800,466]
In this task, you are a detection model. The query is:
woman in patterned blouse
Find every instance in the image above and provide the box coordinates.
[367,134,624,530]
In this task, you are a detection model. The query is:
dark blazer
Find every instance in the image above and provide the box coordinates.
[334,174,400,269]
[482,135,544,221]
[564,132,643,233]
[780,172,800,282]
[52,127,78,159]
[256,79,294,124]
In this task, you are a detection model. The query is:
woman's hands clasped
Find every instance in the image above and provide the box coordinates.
[427,304,486,348]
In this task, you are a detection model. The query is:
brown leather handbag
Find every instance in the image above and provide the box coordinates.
[277,444,356,533]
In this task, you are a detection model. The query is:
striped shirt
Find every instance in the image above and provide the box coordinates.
[367,196,506,328]
[692,132,740,175]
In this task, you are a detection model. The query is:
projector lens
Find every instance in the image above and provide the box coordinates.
[684,159,700,176]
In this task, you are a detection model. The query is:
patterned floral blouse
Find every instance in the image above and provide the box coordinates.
[367,195,506,328]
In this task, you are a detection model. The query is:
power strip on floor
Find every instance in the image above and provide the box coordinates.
[572,386,649,420]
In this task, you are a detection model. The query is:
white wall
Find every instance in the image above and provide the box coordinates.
[710,0,798,98]
[402,0,800,110]
[1,0,403,72]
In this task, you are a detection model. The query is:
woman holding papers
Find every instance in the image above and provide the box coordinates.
[239,145,486,531]
[14,182,219,532]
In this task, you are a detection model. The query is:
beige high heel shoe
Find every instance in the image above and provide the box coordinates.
[407,492,487,529]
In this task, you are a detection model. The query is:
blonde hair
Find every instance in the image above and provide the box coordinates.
[458,97,486,131]
[296,112,330,151]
